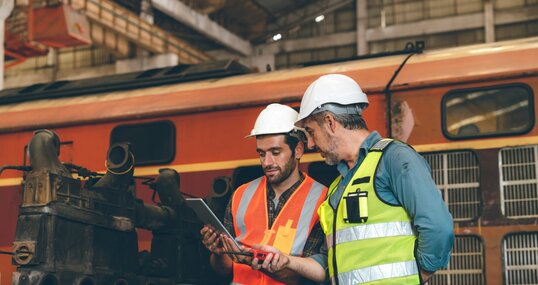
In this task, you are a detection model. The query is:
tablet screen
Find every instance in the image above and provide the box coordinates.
[185,198,241,248]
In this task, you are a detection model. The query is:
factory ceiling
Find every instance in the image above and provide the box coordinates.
[3,0,352,68]
[114,0,346,54]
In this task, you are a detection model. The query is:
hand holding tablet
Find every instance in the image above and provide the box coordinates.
[185,198,241,249]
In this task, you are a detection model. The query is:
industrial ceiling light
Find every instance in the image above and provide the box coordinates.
[315,15,325,22]
[272,33,282,41]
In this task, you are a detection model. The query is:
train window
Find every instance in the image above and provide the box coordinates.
[499,145,538,218]
[502,232,538,284]
[431,235,485,285]
[110,121,175,166]
[422,151,481,221]
[442,84,534,139]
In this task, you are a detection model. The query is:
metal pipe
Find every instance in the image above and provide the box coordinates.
[28,130,70,176]
[153,168,184,207]
[134,201,175,230]
[92,143,134,190]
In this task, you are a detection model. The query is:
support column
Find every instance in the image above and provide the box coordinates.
[356,0,368,55]
[140,0,154,67]
[47,48,59,81]
[0,0,14,90]
[484,1,495,43]
[141,0,153,24]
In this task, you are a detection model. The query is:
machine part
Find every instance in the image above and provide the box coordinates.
[10,130,214,284]
[75,276,95,285]
[207,176,232,221]
[113,278,129,285]
[92,143,134,190]
[211,176,231,198]
[12,241,35,265]
[28,129,69,176]
[38,274,59,285]
[23,129,77,206]
[152,168,184,207]
[135,201,175,231]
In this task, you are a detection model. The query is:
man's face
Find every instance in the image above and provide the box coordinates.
[302,117,340,165]
[256,134,298,185]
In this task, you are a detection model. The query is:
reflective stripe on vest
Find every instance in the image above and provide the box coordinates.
[332,260,418,285]
[292,181,325,254]
[319,138,420,285]
[232,174,328,285]
[234,175,325,255]
[326,221,414,247]
[235,177,262,241]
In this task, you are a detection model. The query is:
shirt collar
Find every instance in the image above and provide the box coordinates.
[336,131,382,177]
[266,171,305,200]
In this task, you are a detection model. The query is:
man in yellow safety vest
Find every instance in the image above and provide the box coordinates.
[255,74,454,285]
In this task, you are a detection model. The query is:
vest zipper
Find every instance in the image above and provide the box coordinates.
[332,203,339,285]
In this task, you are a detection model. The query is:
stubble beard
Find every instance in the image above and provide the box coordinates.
[265,155,297,185]
[323,138,340,166]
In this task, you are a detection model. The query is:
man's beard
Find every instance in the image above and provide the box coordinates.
[322,138,340,166]
[264,156,297,185]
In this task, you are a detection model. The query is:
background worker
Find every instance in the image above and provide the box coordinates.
[200,103,328,285]
[257,74,454,285]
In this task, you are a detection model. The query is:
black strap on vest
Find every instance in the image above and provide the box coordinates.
[352,176,370,185]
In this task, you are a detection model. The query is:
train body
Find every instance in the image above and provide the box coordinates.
[1,37,538,284]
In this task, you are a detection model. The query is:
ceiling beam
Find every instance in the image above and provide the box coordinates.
[254,0,354,43]
[69,0,211,64]
[152,0,253,56]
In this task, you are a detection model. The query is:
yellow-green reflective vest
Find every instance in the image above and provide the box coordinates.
[318,139,420,285]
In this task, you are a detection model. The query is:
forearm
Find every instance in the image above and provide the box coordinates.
[287,256,326,282]
[210,253,233,276]
[264,268,300,285]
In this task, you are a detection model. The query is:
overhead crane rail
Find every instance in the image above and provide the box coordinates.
[65,0,211,64]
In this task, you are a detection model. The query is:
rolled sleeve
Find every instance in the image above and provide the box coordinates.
[310,239,328,268]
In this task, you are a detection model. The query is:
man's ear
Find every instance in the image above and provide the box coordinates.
[323,113,338,134]
[295,141,305,160]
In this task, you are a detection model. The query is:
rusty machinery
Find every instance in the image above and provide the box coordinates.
[1,130,226,285]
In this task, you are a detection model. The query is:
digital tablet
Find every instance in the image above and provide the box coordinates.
[185,198,241,248]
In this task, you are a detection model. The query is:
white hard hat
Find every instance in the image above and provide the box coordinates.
[248,103,299,137]
[296,74,368,124]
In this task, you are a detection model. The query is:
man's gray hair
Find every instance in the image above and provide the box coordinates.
[310,103,368,130]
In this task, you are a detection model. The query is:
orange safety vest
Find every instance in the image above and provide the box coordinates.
[230,173,327,285]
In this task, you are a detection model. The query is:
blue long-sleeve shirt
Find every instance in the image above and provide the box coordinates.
[314,131,454,273]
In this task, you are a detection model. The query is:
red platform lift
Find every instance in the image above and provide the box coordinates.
[5,0,91,68]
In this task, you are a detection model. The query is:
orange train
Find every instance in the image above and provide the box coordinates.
[1,37,538,285]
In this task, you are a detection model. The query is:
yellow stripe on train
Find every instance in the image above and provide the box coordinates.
[2,135,538,188]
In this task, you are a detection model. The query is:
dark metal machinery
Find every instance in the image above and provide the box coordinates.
[5,130,219,285]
